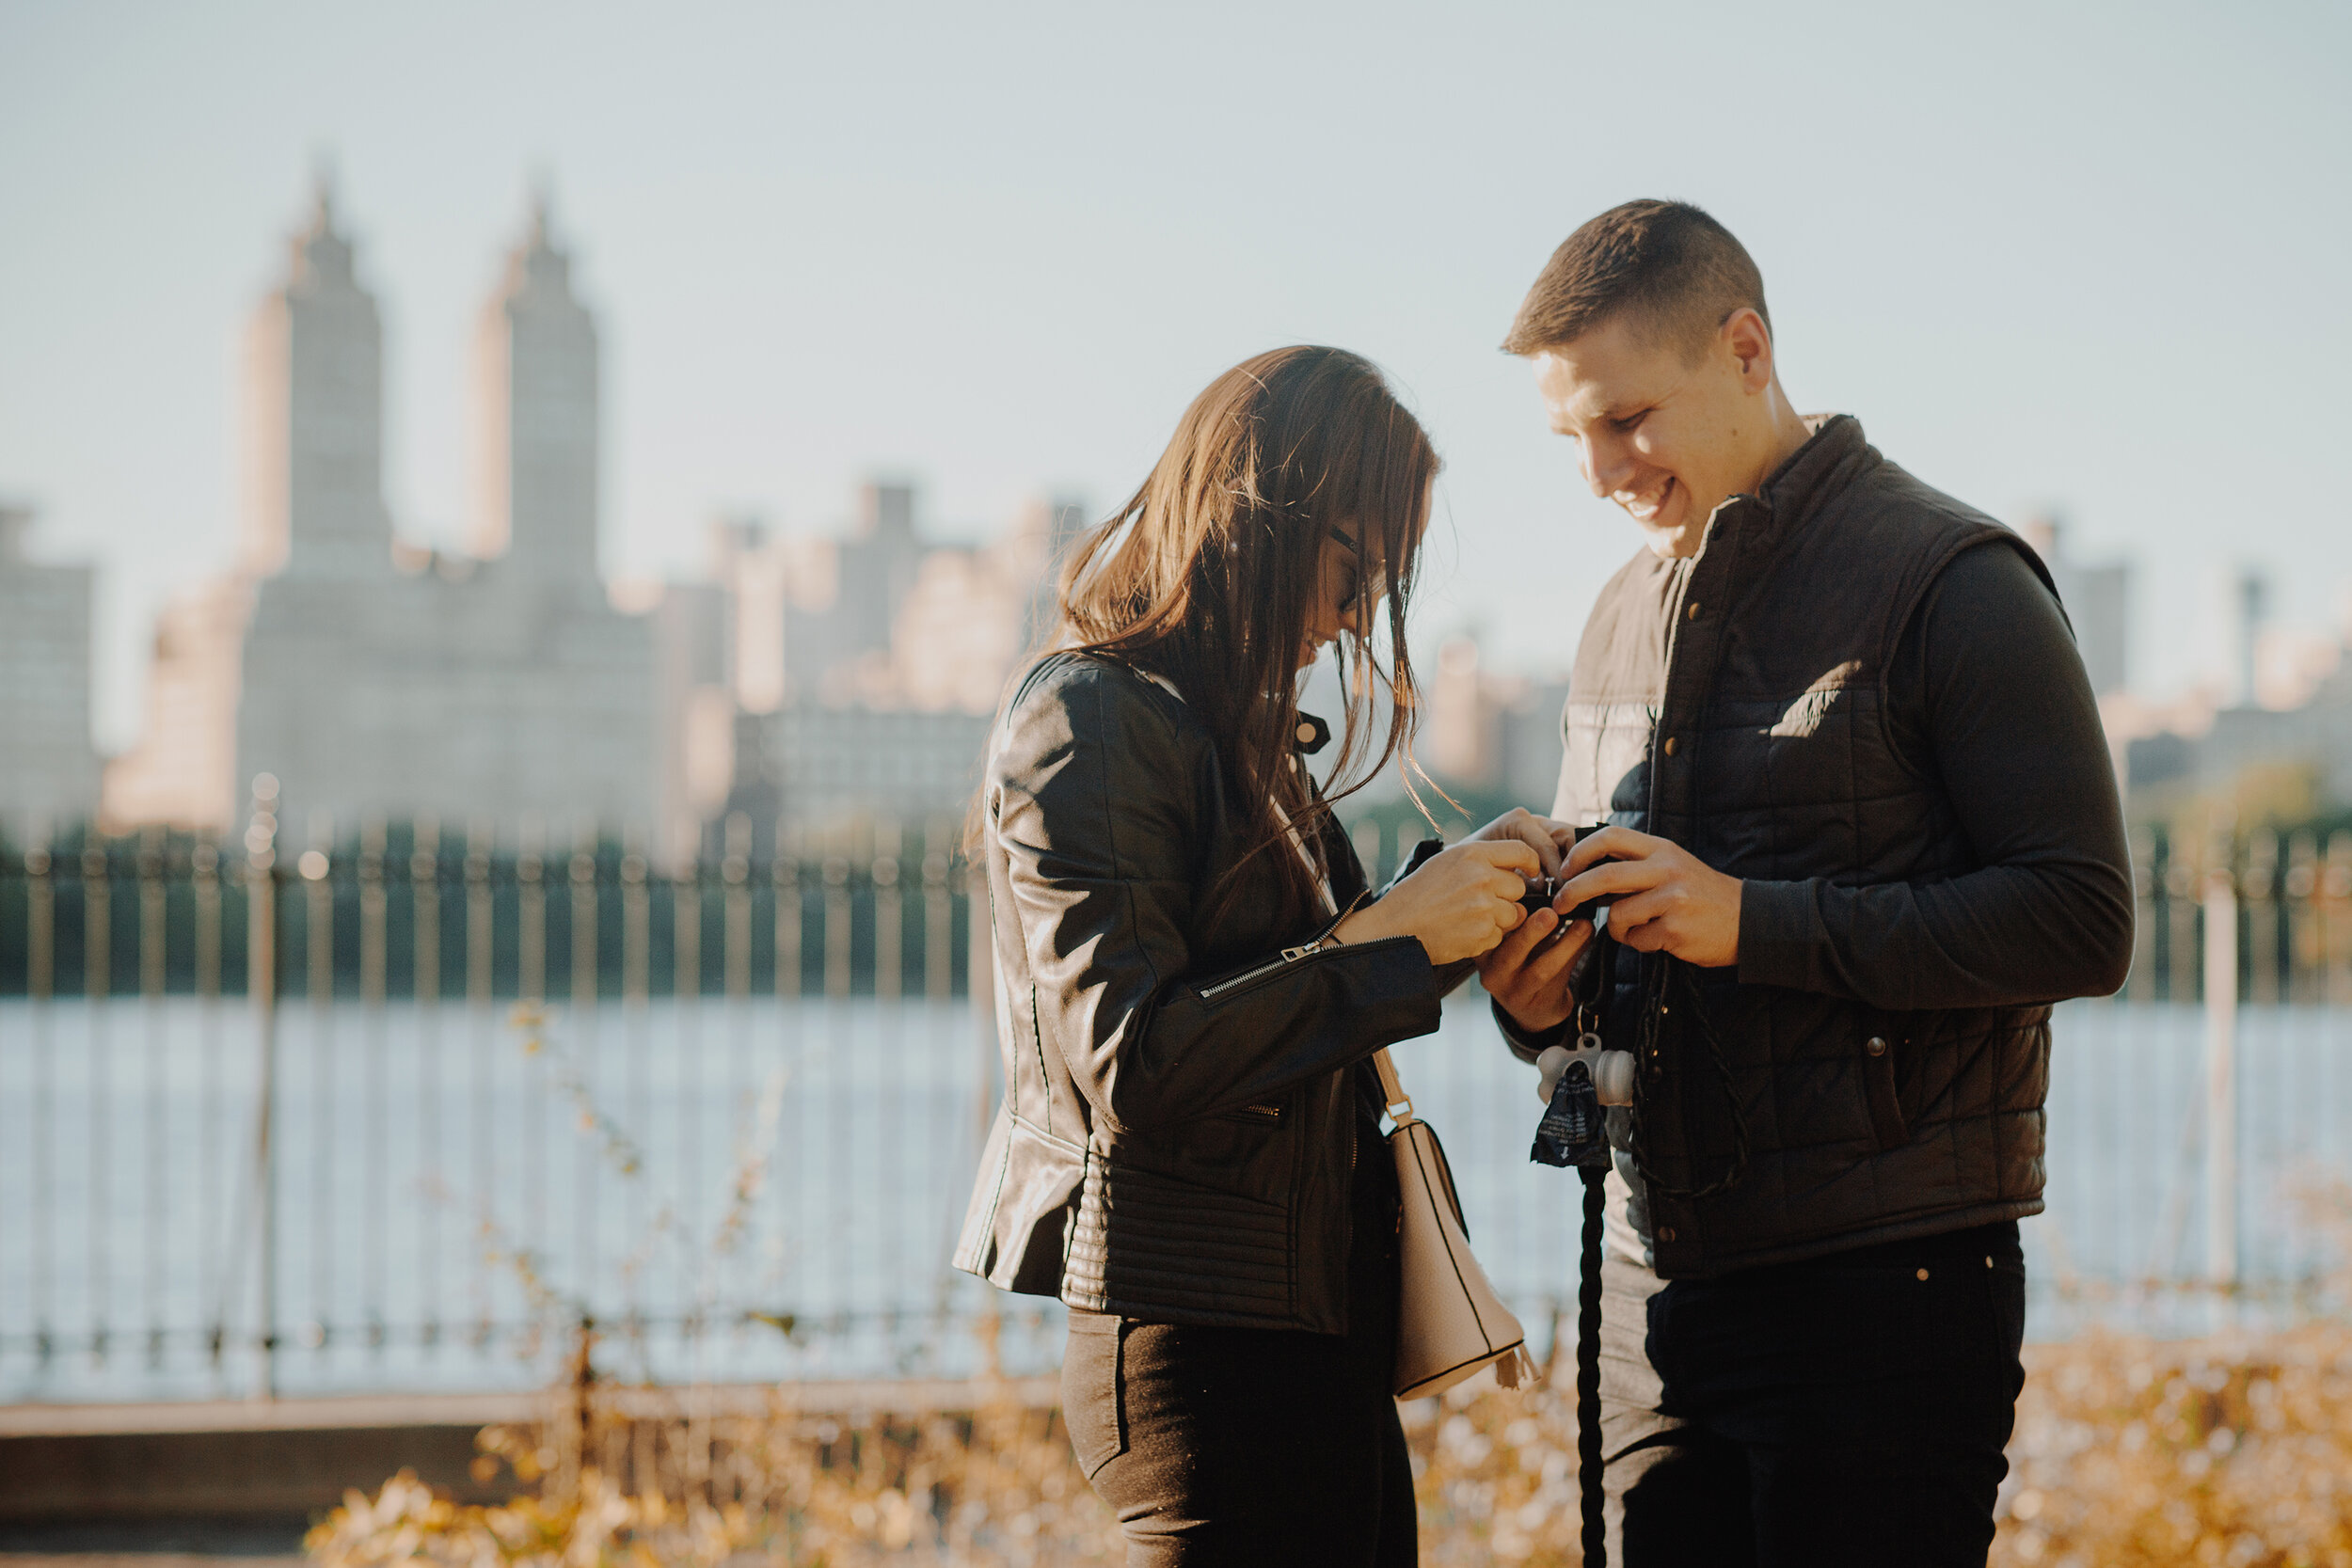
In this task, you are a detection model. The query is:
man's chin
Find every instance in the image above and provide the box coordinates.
[1637,515,1705,560]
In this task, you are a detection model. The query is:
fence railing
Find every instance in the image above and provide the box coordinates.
[12,818,2351,1005]
[2121,822,2352,1004]
[1,796,2348,1404]
[0,816,982,1006]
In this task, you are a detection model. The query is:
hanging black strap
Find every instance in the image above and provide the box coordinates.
[1553,922,1612,1564]
[1518,897,1618,1561]
[1578,1161,1607,1566]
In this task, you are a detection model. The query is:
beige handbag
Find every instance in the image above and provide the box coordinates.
[1375,1047,1539,1400]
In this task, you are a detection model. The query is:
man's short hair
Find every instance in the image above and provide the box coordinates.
[1501,199,1769,361]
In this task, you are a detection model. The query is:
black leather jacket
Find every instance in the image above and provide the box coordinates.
[952,652,1442,1334]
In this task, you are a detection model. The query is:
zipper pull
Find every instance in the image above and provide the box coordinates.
[1279,891,1366,964]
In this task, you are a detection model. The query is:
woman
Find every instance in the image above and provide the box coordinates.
[952,346,1562,1564]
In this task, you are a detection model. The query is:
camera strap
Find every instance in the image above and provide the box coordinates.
[1570,935,1613,1568]
[1521,922,1615,1565]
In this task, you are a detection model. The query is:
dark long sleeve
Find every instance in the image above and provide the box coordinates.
[995,668,1439,1135]
[1737,541,2135,1009]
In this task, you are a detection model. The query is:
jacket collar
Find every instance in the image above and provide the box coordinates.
[1694,412,1869,559]
[1762,413,1867,514]
[1749,413,1871,548]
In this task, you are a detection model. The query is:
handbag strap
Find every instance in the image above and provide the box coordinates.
[1372,1047,1415,1126]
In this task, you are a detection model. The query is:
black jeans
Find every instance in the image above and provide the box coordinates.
[1600,1221,2027,1567]
[1060,1188,1415,1566]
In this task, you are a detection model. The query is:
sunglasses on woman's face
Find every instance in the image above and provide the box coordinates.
[1328,527,1369,617]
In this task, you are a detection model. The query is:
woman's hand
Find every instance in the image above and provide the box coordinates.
[1466,807,1577,879]
[1335,840,1536,965]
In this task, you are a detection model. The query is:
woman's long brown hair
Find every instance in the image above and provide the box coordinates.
[1043,344,1440,927]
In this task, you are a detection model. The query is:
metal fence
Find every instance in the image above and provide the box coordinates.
[2,799,2349,1404]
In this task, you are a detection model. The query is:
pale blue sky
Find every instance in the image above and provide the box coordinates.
[3,0,2346,751]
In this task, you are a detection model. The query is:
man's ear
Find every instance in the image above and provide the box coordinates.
[1723,308,1774,391]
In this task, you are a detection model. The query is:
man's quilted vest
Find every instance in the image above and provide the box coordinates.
[1556,416,2056,1278]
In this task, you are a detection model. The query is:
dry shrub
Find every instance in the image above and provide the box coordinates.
[306,1326,2352,1568]
[299,1324,1589,1568]
[1994,1324,2352,1568]
[306,1371,1122,1567]
[1402,1382,1585,1565]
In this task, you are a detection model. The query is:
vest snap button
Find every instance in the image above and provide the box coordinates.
[1662,736,1678,757]
[1686,601,1701,620]
[1659,1227,1677,1243]
[1866,1036,1888,1056]
[1915,1267,1931,1282]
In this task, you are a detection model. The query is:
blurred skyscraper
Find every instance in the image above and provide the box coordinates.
[0,502,103,833]
[2020,516,2129,698]
[472,197,601,584]
[106,182,660,838]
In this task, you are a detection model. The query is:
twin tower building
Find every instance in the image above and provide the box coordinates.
[106,178,1075,854]
[110,181,653,845]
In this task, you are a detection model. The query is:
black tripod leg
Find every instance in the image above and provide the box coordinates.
[1579,1162,1607,1567]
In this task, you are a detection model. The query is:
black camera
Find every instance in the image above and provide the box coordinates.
[1519,823,1617,927]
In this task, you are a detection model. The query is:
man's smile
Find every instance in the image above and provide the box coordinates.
[1616,474,1677,523]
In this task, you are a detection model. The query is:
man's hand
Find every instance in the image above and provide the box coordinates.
[1559,825,1742,967]
[1476,901,1596,1034]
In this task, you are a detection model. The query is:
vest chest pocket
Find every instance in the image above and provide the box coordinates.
[1731,676,1874,812]
[1769,684,1848,738]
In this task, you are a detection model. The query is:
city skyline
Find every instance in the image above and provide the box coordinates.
[3,161,2343,841]
[3,1,2346,755]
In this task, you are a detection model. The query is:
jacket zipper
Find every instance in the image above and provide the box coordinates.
[1195,889,1373,1004]
[1197,939,1340,1003]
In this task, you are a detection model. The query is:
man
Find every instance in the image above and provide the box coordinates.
[1477,199,2133,1565]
